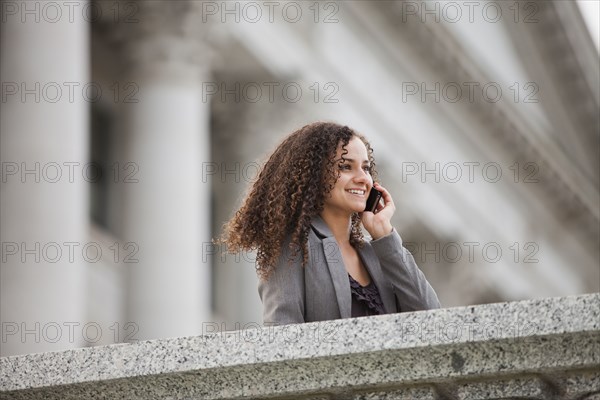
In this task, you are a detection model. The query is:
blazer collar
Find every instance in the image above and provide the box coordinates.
[310,214,335,238]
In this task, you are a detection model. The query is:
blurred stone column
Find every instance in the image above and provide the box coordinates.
[211,77,312,327]
[211,98,265,329]
[117,2,212,340]
[0,1,89,355]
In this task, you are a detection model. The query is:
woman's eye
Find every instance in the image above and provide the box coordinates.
[363,166,371,172]
[339,164,351,170]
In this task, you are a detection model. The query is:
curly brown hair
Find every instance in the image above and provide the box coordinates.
[215,122,378,281]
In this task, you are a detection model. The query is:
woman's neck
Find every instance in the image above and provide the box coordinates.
[319,210,353,246]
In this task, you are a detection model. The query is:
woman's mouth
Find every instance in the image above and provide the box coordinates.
[346,189,366,197]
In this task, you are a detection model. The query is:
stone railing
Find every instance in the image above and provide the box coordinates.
[1,293,599,399]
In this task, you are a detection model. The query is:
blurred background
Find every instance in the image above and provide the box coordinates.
[1,0,598,357]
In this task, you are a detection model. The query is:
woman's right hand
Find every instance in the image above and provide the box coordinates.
[361,182,395,240]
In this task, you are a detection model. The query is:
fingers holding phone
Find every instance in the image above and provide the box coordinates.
[372,182,395,215]
[361,182,395,239]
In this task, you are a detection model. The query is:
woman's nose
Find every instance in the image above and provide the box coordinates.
[353,169,370,184]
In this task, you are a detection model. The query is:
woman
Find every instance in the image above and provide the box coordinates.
[217,122,440,325]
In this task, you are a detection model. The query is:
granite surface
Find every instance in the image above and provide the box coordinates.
[1,293,599,399]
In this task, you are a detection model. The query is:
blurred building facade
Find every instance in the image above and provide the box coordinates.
[1,0,598,356]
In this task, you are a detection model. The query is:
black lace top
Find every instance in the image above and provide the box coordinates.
[348,274,386,317]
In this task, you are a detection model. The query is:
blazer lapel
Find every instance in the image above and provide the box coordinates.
[311,215,351,319]
[322,237,352,319]
[357,244,397,314]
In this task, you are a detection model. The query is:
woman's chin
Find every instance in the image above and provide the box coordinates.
[350,204,366,213]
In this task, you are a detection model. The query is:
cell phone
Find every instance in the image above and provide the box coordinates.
[364,187,383,213]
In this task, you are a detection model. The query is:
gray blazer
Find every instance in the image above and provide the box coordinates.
[258,214,441,325]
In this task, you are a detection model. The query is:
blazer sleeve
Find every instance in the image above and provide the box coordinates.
[370,228,441,311]
[257,240,306,326]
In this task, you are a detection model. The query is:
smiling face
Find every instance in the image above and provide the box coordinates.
[323,135,374,217]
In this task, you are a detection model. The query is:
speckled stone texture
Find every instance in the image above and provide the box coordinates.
[1,293,598,399]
